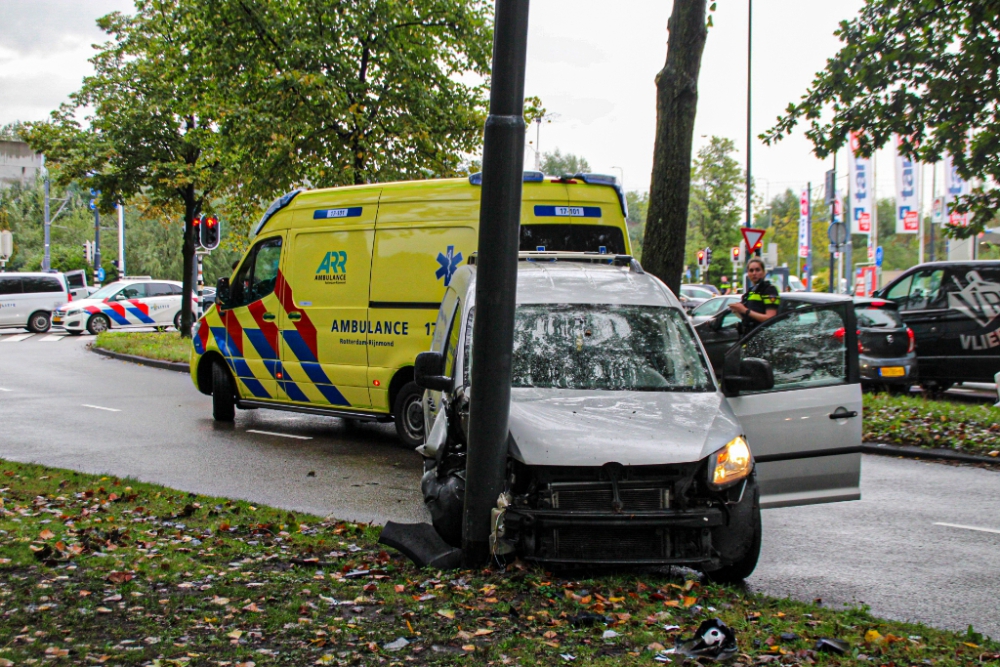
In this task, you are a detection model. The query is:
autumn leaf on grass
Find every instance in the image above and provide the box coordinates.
[106,571,135,584]
[227,630,243,640]
[212,596,230,606]
[39,529,55,540]
[243,602,263,612]
[683,596,698,608]
[437,609,456,620]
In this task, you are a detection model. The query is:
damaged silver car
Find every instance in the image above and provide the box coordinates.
[415,253,862,582]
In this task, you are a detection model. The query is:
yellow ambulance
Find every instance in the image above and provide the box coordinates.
[190,172,631,445]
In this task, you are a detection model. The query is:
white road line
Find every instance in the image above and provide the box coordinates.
[934,522,1000,536]
[2,334,33,343]
[38,334,67,342]
[246,429,312,440]
[81,404,121,412]
[0,388,11,392]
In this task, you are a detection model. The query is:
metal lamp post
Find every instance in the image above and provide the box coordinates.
[462,0,531,565]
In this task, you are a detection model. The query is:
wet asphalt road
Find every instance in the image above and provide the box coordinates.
[1,333,998,638]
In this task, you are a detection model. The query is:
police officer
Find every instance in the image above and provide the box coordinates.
[728,257,778,335]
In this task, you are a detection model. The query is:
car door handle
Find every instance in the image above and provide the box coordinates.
[262,313,276,321]
[829,408,858,420]
[287,312,302,321]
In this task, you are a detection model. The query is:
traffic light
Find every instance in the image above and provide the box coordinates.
[731,246,740,263]
[192,215,202,248]
[752,238,764,254]
[82,240,93,264]
[201,214,220,250]
[705,247,713,264]
[696,249,705,266]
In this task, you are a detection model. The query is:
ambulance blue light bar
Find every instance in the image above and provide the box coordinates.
[468,171,545,185]
[251,189,303,238]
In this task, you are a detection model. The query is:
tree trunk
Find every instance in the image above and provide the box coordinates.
[180,188,198,338]
[642,0,708,294]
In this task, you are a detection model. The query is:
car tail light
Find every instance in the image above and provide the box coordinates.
[834,327,863,352]
[67,292,73,302]
[871,299,887,307]
[907,327,915,353]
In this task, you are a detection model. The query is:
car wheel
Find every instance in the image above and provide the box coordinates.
[173,311,184,332]
[703,495,761,585]
[887,383,910,396]
[920,380,953,396]
[27,311,51,333]
[211,361,236,422]
[86,314,110,335]
[393,381,425,447]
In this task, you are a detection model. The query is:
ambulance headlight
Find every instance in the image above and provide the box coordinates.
[707,436,753,489]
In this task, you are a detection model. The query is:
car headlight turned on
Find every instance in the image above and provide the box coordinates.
[708,436,753,489]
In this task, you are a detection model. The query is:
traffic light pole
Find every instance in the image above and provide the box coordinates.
[463,0,530,566]
[196,252,205,319]
[93,206,102,286]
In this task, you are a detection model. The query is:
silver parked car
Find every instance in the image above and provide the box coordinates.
[414,252,862,581]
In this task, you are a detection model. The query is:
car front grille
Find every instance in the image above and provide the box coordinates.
[554,526,666,560]
[551,484,668,512]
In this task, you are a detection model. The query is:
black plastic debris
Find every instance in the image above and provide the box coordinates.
[814,638,850,655]
[378,521,462,570]
[676,618,738,662]
[779,632,799,642]
[569,611,609,627]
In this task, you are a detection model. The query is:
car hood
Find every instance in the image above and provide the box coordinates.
[58,299,107,312]
[507,388,742,467]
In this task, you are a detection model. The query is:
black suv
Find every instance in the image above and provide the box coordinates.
[854,298,917,393]
[874,261,1000,391]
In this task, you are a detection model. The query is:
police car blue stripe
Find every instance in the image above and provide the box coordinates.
[316,383,350,406]
[282,330,318,363]
[102,308,131,326]
[245,329,279,360]
[124,306,156,324]
[313,206,362,220]
[533,205,602,218]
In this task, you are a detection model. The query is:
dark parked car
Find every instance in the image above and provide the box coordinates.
[874,261,1000,391]
[854,298,917,393]
[680,284,716,311]
[689,295,740,325]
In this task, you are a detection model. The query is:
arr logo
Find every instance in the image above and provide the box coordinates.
[316,251,347,283]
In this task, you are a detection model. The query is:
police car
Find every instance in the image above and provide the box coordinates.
[416,252,862,580]
[53,278,185,334]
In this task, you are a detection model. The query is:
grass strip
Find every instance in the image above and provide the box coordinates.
[863,393,1000,458]
[93,332,191,364]
[0,459,996,666]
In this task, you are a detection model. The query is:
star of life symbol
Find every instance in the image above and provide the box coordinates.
[949,271,1000,328]
[435,245,463,286]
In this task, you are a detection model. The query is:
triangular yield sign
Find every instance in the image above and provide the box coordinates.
[740,227,766,252]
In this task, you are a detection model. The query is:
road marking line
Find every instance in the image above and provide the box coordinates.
[247,429,312,440]
[934,522,1000,535]
[0,388,11,392]
[2,334,33,343]
[82,404,121,412]
[38,334,67,342]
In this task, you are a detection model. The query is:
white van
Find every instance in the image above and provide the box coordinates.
[416,252,862,580]
[0,272,70,333]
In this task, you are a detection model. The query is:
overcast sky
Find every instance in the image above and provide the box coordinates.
[0,0,914,206]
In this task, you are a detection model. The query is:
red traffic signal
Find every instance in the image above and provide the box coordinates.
[200,214,221,250]
[696,250,705,264]
[731,247,740,261]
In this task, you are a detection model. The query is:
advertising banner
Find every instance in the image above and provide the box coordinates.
[894,136,920,234]
[944,152,969,227]
[848,132,873,235]
[798,189,810,258]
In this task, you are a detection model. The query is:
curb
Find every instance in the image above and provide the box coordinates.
[862,442,1000,466]
[89,344,190,374]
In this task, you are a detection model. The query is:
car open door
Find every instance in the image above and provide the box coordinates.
[722,297,862,509]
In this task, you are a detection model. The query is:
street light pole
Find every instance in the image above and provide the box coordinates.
[462,0,530,565]
[42,157,51,272]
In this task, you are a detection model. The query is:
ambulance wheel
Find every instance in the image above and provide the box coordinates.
[393,382,425,447]
[212,361,236,422]
[27,311,51,333]
[87,314,110,335]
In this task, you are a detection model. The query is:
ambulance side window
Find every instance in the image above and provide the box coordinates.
[229,237,283,309]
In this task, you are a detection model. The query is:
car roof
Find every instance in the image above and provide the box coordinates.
[853,297,900,309]
[779,291,854,305]
[458,259,682,308]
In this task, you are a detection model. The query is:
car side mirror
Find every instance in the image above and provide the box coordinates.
[415,351,451,391]
[215,277,230,309]
[723,357,774,396]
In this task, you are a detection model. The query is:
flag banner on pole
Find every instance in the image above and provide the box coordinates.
[798,188,810,258]
[848,132,873,235]
[944,152,969,227]
[894,135,920,234]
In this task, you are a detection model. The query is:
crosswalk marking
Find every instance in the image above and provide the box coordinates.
[2,334,33,343]
[38,334,67,342]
